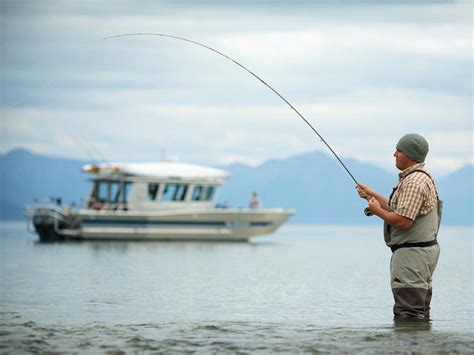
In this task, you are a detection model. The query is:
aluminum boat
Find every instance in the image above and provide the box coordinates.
[27,161,294,241]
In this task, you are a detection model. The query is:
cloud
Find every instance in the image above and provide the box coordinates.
[3,85,471,176]
[1,0,472,178]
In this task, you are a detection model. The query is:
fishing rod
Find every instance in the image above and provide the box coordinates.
[104,33,374,215]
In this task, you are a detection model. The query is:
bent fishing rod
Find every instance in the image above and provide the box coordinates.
[104,33,374,216]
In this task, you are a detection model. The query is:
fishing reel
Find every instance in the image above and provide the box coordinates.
[364,207,374,217]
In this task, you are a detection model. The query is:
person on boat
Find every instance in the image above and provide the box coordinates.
[356,133,442,321]
[249,192,260,208]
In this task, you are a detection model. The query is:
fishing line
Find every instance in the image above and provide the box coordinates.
[104,32,360,186]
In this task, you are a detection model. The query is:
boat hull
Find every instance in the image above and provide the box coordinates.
[30,207,294,242]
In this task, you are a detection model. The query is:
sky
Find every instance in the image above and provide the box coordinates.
[1,0,472,177]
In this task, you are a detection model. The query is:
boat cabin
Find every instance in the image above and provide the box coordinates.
[83,162,229,211]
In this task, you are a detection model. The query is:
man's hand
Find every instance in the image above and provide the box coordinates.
[356,183,375,200]
[367,196,413,229]
[368,197,382,214]
[356,183,390,214]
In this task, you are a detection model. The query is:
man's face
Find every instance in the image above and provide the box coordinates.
[394,149,412,171]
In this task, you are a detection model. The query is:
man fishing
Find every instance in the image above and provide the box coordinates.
[106,36,441,322]
[356,133,442,321]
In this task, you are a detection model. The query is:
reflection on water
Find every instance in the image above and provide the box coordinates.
[393,318,432,332]
[32,239,277,259]
[1,222,473,353]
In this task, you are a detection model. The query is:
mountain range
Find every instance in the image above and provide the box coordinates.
[0,148,472,225]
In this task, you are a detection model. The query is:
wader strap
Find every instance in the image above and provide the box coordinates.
[390,239,438,253]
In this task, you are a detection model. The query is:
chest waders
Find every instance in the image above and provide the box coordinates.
[383,170,442,320]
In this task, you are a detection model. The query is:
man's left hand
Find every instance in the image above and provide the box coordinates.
[368,197,382,214]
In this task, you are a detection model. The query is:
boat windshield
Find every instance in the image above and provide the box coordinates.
[89,180,132,209]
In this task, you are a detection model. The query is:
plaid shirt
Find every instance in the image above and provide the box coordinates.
[389,163,438,221]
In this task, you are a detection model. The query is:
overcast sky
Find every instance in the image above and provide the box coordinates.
[1,0,472,177]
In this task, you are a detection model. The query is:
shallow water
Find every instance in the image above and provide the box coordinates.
[1,222,473,353]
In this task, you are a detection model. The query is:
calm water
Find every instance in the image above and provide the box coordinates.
[1,222,473,353]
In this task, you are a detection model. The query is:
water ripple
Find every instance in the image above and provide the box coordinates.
[1,318,473,354]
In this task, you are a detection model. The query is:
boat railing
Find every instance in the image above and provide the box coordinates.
[87,201,128,211]
[25,203,69,218]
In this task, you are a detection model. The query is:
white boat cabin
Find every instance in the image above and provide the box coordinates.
[83,162,230,212]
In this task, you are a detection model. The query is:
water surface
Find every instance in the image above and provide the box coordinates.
[1,222,473,353]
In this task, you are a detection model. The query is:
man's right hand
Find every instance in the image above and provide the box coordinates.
[356,183,375,201]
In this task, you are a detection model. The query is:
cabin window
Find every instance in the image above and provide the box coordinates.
[122,182,133,203]
[161,183,188,201]
[148,183,160,201]
[191,185,215,201]
[96,181,108,202]
[204,186,215,201]
[191,185,203,201]
[89,180,132,210]
[110,181,121,203]
[92,181,132,204]
[175,184,188,201]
